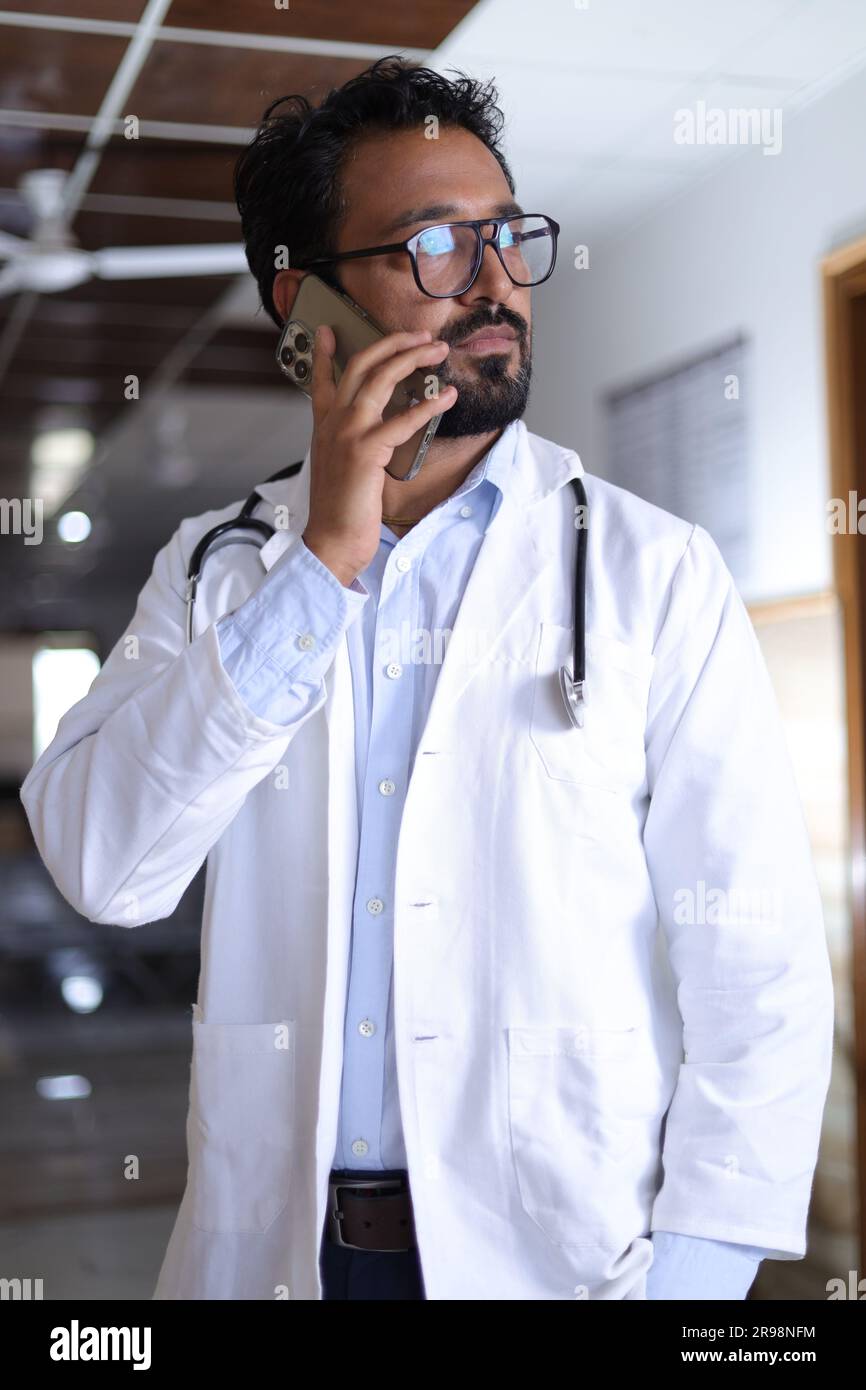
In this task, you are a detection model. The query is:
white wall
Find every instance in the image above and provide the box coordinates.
[526,66,866,603]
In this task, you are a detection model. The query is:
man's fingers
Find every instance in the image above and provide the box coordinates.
[309,324,337,421]
[347,340,450,423]
[365,383,458,455]
[334,328,434,406]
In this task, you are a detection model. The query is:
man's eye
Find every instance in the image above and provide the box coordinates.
[419,227,457,256]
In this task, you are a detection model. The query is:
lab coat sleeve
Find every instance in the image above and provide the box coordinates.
[643,523,835,1259]
[19,524,352,928]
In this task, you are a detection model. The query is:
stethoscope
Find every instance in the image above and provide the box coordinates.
[185,461,588,728]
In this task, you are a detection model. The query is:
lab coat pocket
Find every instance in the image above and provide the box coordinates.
[506,1023,653,1249]
[529,625,653,791]
[188,1009,296,1234]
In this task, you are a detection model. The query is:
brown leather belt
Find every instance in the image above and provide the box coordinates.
[326,1169,418,1252]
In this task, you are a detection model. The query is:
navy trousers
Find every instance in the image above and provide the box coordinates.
[319,1219,426,1300]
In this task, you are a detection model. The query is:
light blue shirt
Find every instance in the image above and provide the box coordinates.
[214,419,769,1298]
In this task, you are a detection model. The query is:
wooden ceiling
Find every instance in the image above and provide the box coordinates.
[0,0,478,505]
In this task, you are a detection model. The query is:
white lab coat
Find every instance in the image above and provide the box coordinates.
[20,421,835,1300]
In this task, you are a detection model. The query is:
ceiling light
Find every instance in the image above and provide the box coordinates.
[57,510,92,543]
[36,1075,93,1101]
[31,427,94,472]
[60,974,104,1014]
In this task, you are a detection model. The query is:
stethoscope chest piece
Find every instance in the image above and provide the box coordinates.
[559,665,586,729]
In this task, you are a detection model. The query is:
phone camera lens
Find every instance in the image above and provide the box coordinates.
[280,346,295,367]
[295,360,309,381]
[294,333,309,353]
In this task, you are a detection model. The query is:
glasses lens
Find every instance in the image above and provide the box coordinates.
[498,216,555,285]
[415,223,480,295]
[413,217,557,294]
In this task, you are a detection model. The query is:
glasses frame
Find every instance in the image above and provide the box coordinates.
[294,214,561,299]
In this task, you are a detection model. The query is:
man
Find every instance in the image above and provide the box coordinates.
[20,56,834,1301]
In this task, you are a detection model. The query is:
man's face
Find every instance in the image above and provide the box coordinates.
[313,124,533,437]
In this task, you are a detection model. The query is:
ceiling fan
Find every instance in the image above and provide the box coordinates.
[0,168,248,296]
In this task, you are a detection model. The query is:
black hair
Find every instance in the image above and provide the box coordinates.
[233,54,515,328]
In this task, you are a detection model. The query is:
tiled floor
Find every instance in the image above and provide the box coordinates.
[0,1205,178,1300]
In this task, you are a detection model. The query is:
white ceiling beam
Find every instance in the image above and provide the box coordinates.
[61,0,175,218]
[0,186,239,221]
[0,108,255,144]
[0,10,431,59]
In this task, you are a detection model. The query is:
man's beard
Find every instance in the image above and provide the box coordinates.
[432,338,532,437]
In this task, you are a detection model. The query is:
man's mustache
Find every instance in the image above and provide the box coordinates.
[445,310,528,347]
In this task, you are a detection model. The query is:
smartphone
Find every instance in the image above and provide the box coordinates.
[275,274,443,482]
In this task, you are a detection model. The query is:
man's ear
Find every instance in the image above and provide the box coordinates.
[272,269,305,324]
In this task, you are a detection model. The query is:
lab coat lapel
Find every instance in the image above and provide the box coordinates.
[410,481,554,753]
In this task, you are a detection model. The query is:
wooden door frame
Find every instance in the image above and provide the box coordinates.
[823,234,866,1268]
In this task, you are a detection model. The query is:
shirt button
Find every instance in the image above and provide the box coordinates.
[297,632,316,651]
[366,897,384,915]
[395,555,411,572]
[378,779,396,796]
[459,504,472,518]
[351,1139,369,1157]
[358,1019,376,1037]
[385,662,402,679]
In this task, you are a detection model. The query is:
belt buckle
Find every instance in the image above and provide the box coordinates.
[327,1175,409,1251]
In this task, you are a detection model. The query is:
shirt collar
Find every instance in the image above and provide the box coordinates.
[377,419,522,547]
[252,417,584,518]
[452,417,521,502]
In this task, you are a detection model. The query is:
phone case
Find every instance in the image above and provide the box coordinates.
[275,275,442,482]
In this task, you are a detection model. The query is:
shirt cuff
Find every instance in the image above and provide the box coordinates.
[645,1230,768,1301]
[215,533,369,724]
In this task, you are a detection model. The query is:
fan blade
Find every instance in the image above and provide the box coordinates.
[91,243,248,280]
[0,262,26,296]
[0,229,28,257]
[4,250,93,293]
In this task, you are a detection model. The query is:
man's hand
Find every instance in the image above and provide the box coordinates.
[302,324,457,586]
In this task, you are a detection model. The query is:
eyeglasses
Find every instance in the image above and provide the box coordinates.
[294,214,560,299]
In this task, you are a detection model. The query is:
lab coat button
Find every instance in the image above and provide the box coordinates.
[358,1019,375,1037]
[459,504,472,518]
[385,662,403,679]
[366,897,384,915]
[297,632,316,651]
[378,779,396,796]
[395,555,411,572]
[351,1139,369,1157]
